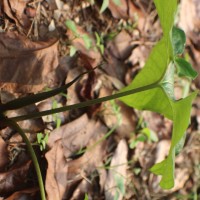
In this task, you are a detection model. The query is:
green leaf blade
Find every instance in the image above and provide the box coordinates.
[100,0,109,13]
[82,34,93,49]
[120,39,169,91]
[150,92,197,189]
[120,86,174,120]
[154,0,177,38]
[119,0,197,190]
[175,58,198,79]
[172,27,186,56]
[112,0,121,6]
[66,20,77,34]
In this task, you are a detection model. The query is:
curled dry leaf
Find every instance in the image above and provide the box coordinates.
[45,114,108,200]
[0,137,9,171]
[0,160,31,195]
[3,0,32,30]
[0,32,59,93]
[105,140,128,200]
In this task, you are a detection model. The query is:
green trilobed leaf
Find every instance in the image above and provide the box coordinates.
[119,0,198,189]
[172,27,186,55]
[175,58,198,79]
[150,92,197,189]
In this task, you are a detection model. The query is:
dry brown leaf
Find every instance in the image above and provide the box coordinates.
[128,45,151,68]
[1,91,44,140]
[102,57,128,84]
[107,30,134,60]
[69,179,90,200]
[154,140,170,164]
[3,0,31,30]
[188,45,200,89]
[5,187,39,200]
[141,111,172,139]
[45,140,68,200]
[179,0,200,35]
[6,105,44,135]
[108,0,144,20]
[0,32,59,93]
[105,140,128,200]
[65,67,82,106]
[0,137,9,171]
[37,98,66,125]
[179,0,200,88]
[45,115,108,200]
[47,114,107,158]
[0,160,31,195]
[65,137,106,199]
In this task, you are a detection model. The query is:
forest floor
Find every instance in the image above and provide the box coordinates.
[0,0,200,199]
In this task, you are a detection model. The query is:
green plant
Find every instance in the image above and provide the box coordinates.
[84,193,89,200]
[66,20,93,56]
[52,99,62,129]
[114,174,126,200]
[119,0,197,189]
[129,116,158,149]
[0,0,198,199]
[37,132,49,151]
[66,20,105,56]
[100,0,121,13]
[95,32,105,54]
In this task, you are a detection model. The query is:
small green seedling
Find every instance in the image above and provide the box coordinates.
[129,117,158,149]
[69,45,77,57]
[114,174,126,200]
[84,194,89,200]
[95,32,104,54]
[37,132,49,151]
[52,99,62,129]
[66,20,93,55]
[100,0,121,13]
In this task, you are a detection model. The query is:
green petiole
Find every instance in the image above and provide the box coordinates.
[8,83,158,122]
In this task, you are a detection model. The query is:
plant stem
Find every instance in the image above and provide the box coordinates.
[4,117,46,200]
[9,83,158,122]
[0,70,93,112]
